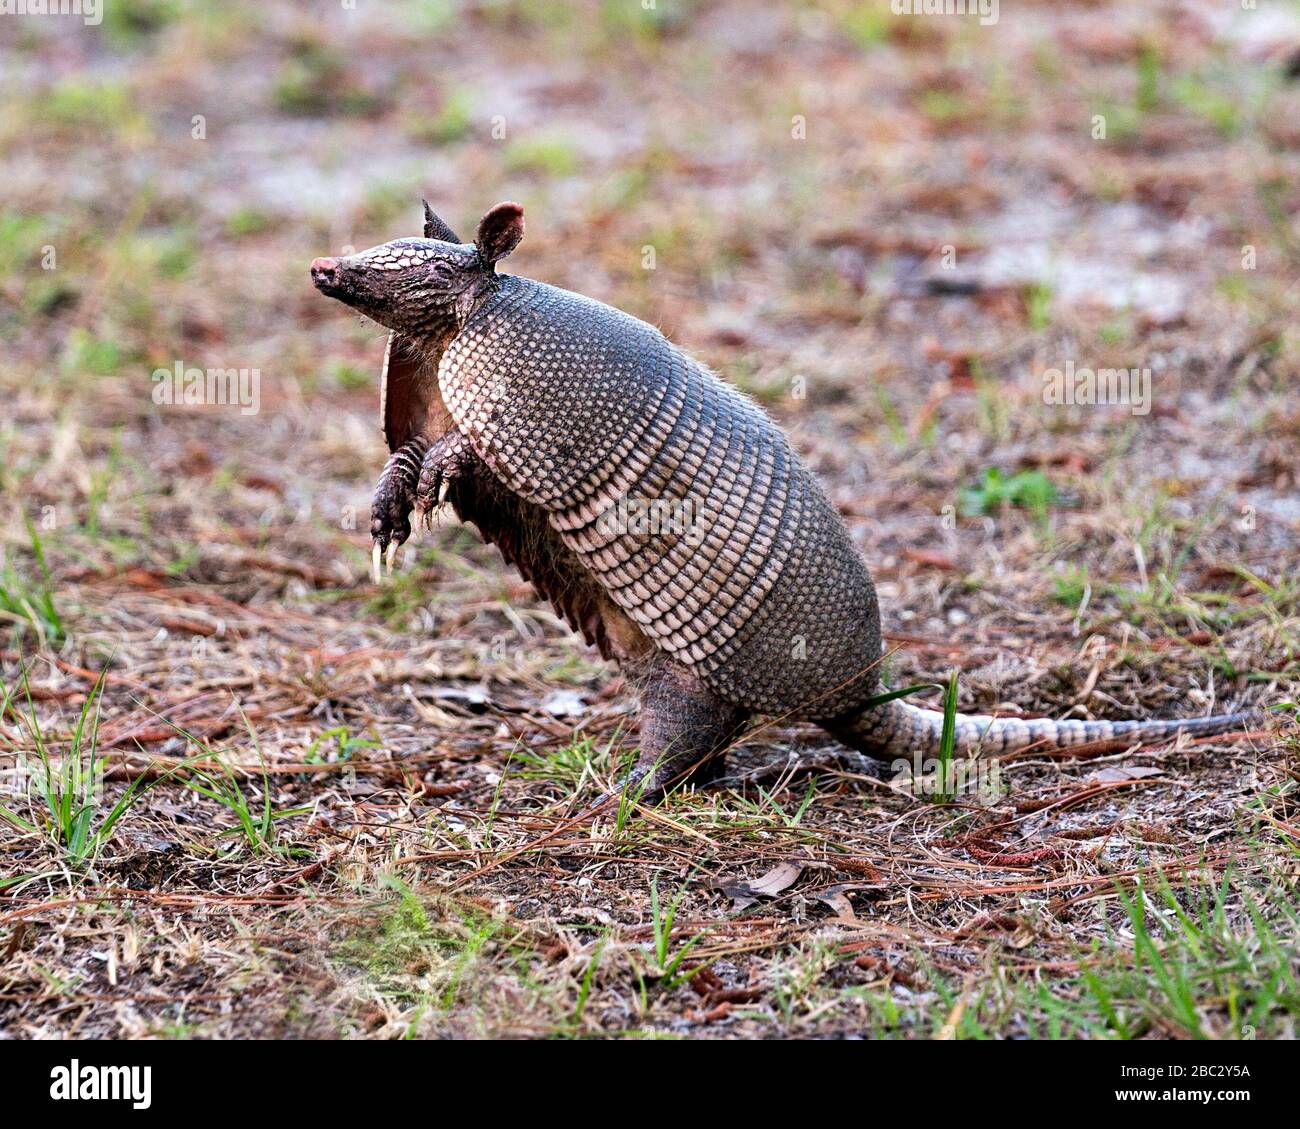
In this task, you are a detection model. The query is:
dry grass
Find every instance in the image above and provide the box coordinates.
[1,0,1298,1038]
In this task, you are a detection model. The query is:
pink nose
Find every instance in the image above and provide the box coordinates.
[311,257,339,283]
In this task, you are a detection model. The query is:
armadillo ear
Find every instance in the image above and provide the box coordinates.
[422,199,461,243]
[475,202,524,267]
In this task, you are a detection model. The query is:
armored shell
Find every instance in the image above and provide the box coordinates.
[438,275,883,717]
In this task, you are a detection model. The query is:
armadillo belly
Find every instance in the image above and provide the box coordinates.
[439,275,882,716]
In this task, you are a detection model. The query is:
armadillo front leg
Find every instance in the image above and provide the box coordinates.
[624,655,748,797]
[415,429,477,524]
[370,435,429,579]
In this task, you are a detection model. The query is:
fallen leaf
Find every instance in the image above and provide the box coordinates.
[712,861,804,907]
[744,862,803,897]
[811,885,856,920]
[713,882,757,911]
[903,548,958,571]
[541,689,587,717]
[1093,765,1165,783]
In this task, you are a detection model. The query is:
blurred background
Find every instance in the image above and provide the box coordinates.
[3,0,1297,602]
[0,1,1298,1039]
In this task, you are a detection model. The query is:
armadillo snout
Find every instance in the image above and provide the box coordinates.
[310,257,340,288]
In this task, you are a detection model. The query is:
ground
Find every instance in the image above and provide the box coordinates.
[1,0,1298,1039]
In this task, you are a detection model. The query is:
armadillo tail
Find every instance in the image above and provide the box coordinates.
[822,699,1261,761]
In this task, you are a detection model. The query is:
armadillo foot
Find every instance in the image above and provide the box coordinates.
[370,435,430,579]
[618,655,748,801]
[415,430,475,525]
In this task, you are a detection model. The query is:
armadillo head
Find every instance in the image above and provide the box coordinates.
[310,201,524,337]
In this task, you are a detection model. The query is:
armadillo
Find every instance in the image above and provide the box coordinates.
[310,200,1257,793]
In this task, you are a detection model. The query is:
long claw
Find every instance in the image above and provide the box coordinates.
[437,478,450,507]
[386,540,398,576]
[371,542,382,585]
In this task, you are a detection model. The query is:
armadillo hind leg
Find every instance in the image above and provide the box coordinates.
[823,698,1260,762]
[623,654,749,797]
